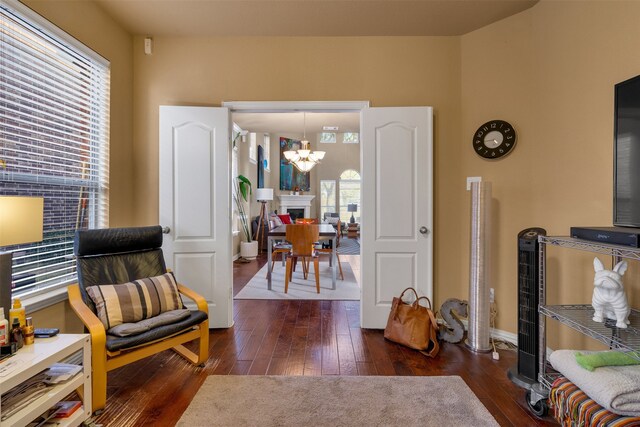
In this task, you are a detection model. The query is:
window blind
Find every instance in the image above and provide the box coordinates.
[0,0,110,297]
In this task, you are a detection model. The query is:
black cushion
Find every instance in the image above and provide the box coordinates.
[75,226,163,257]
[74,226,167,310]
[73,226,208,351]
[106,310,208,352]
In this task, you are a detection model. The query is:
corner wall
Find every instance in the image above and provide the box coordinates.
[460,0,640,348]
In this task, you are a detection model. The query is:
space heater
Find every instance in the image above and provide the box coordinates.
[508,227,546,389]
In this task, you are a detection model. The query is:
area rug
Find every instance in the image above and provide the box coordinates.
[337,236,360,255]
[177,375,498,427]
[234,261,360,300]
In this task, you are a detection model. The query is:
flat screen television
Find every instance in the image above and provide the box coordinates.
[614,74,640,227]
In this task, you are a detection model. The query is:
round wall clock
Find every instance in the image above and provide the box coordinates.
[472,120,517,159]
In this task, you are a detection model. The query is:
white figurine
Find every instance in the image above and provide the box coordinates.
[592,257,630,329]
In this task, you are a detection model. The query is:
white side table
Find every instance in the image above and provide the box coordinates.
[0,334,91,427]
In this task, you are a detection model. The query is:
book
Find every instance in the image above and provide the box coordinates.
[52,400,82,418]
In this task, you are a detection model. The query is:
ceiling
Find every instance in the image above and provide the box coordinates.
[91,0,538,37]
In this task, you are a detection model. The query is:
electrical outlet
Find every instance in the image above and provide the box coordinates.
[489,288,495,304]
[466,176,482,191]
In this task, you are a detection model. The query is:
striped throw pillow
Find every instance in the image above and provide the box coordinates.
[86,273,184,330]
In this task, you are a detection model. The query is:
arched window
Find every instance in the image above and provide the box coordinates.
[339,169,361,223]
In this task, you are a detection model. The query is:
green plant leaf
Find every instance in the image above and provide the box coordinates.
[237,174,252,202]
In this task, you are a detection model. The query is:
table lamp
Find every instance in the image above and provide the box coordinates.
[254,188,273,252]
[347,203,358,224]
[0,197,44,316]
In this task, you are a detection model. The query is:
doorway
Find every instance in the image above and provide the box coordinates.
[227,101,367,302]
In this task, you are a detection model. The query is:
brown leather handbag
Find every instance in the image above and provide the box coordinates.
[384,287,440,357]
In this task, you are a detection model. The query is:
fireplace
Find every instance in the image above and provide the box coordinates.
[287,208,305,222]
[278,195,315,219]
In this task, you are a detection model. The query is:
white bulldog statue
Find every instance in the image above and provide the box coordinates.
[592,257,630,329]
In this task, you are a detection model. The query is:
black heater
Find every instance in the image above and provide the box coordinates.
[508,227,546,390]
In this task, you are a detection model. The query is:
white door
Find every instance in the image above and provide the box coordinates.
[159,106,232,328]
[361,107,433,328]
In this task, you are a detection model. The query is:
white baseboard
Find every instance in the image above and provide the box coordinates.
[233,253,240,261]
[438,318,516,345]
[491,327,517,345]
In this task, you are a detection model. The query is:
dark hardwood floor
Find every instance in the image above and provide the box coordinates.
[92,254,557,426]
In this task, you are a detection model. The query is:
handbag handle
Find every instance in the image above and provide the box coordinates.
[399,287,432,309]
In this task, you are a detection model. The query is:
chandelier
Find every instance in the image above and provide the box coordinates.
[283,112,325,172]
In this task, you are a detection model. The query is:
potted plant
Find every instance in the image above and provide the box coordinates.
[234,174,258,260]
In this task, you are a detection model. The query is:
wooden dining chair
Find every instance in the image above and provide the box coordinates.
[285,224,320,293]
[266,220,292,277]
[315,219,344,280]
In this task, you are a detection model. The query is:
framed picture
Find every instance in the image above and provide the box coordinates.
[249,132,257,164]
[279,137,310,191]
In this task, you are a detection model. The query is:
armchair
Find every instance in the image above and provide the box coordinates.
[67,226,209,414]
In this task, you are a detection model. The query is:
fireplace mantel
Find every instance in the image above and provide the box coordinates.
[278,195,315,218]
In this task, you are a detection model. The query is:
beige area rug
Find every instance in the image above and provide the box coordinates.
[177,375,498,427]
[234,261,360,300]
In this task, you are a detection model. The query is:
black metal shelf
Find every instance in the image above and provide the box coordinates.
[540,304,640,356]
[540,235,640,261]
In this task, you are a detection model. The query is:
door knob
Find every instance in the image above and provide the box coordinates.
[419,226,429,235]
[162,226,171,234]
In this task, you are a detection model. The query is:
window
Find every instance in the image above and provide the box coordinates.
[320,132,336,143]
[263,133,270,172]
[339,170,360,223]
[319,180,336,221]
[0,1,110,297]
[343,132,359,144]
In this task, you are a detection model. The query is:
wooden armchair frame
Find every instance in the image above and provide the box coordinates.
[68,281,209,414]
[67,226,211,414]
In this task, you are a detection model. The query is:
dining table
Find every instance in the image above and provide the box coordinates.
[267,223,338,290]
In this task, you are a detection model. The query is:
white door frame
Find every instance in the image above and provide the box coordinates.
[223,100,369,307]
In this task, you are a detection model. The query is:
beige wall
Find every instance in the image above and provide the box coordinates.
[134,37,462,288]
[460,0,640,348]
[20,0,133,331]
[23,1,640,347]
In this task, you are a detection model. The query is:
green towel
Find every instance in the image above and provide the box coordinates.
[575,351,640,371]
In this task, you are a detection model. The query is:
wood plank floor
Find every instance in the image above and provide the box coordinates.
[92,254,557,426]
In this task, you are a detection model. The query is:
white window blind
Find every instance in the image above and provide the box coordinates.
[0,0,110,297]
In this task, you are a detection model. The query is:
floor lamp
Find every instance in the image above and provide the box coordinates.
[254,188,273,252]
[0,197,44,318]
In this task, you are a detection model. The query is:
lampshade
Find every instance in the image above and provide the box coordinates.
[0,196,44,247]
[347,203,358,213]
[255,188,273,202]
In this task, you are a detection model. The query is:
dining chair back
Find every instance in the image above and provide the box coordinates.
[286,224,319,256]
[284,224,320,293]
